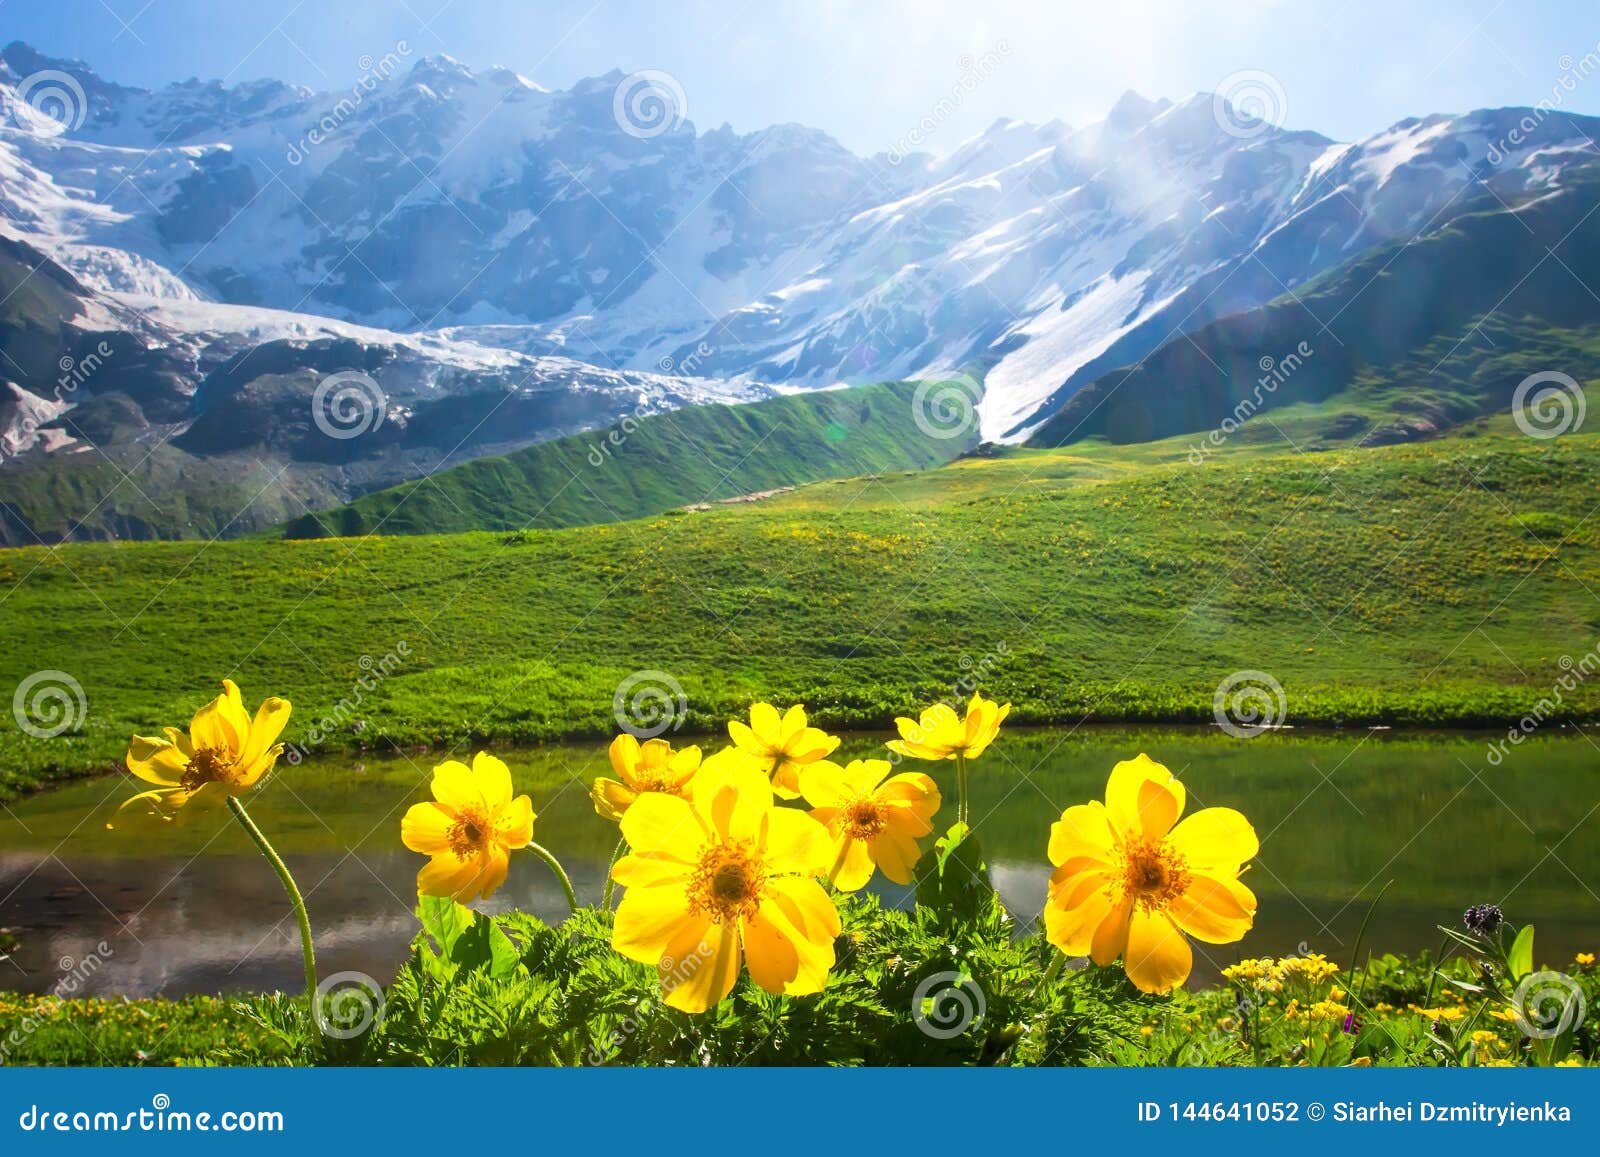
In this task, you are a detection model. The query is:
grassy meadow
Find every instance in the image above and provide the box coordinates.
[3,396,1600,800]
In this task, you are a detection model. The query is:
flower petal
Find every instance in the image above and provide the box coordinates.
[609,733,641,778]
[661,916,739,1013]
[619,792,706,862]
[1169,873,1257,944]
[495,795,535,849]
[401,801,455,855]
[1123,908,1193,994]
[797,760,852,808]
[236,695,291,781]
[126,735,187,787]
[1048,801,1117,867]
[741,907,801,994]
[764,806,832,876]
[1167,807,1259,875]
[471,752,514,810]
[826,835,876,892]
[429,760,478,814]
[417,852,489,902]
[613,882,697,964]
[1105,753,1186,839]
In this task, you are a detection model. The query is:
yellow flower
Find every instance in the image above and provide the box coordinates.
[609,748,841,1013]
[1042,753,1258,994]
[401,752,535,902]
[116,679,291,823]
[1577,952,1596,966]
[727,702,840,799]
[799,758,941,890]
[887,692,1010,761]
[592,734,702,821]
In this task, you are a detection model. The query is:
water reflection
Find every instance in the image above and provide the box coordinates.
[2,727,1596,996]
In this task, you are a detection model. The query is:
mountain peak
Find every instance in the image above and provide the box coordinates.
[1105,89,1171,132]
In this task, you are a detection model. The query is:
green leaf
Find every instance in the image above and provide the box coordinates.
[416,895,475,960]
[450,913,521,980]
[1507,924,1535,980]
[914,822,994,922]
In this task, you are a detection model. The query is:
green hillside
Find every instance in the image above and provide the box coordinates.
[283,379,975,538]
[4,398,1599,800]
[1032,167,1600,447]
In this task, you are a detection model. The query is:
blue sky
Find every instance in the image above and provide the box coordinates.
[8,0,1600,154]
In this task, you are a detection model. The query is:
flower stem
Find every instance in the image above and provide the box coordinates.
[1032,949,1066,996]
[529,841,579,915]
[601,835,627,910]
[226,795,316,1004]
[955,752,970,827]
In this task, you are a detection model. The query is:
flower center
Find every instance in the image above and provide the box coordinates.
[447,809,491,859]
[688,840,766,923]
[842,797,887,841]
[180,746,238,793]
[1116,837,1191,912]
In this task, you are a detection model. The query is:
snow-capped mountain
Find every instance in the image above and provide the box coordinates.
[3,38,1598,473]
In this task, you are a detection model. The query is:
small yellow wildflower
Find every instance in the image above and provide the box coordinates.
[1042,754,1257,994]
[402,752,535,902]
[887,692,1009,762]
[117,680,290,823]
[728,703,840,799]
[591,734,701,821]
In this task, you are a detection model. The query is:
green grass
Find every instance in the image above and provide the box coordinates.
[3,405,1600,800]
[283,379,974,538]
